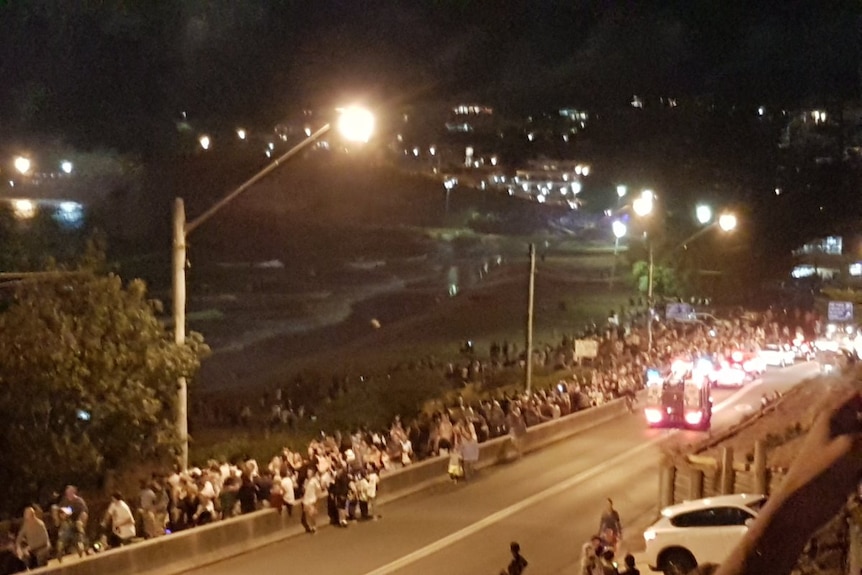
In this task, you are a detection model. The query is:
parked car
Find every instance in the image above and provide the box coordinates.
[758,342,796,367]
[643,493,766,575]
[710,351,764,387]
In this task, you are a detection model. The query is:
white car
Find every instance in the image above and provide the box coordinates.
[758,343,796,367]
[643,493,766,574]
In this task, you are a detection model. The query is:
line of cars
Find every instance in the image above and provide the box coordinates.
[642,339,817,432]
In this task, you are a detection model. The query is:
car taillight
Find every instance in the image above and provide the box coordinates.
[645,408,663,424]
[684,411,703,425]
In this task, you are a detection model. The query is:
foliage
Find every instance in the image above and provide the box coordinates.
[631,260,681,297]
[0,250,208,515]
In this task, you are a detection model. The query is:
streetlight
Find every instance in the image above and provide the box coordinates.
[616,185,627,199]
[632,192,654,217]
[718,212,737,232]
[60,161,74,175]
[695,204,712,225]
[173,105,374,469]
[14,156,31,175]
[679,211,738,250]
[336,105,374,143]
[198,135,212,151]
[236,128,247,141]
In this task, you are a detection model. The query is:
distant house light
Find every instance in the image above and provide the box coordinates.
[791,265,816,279]
[850,263,862,277]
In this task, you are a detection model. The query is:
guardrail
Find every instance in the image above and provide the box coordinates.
[36,395,633,575]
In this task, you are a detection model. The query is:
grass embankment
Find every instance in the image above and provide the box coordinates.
[190,266,630,465]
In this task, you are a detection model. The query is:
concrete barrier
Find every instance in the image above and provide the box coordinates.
[37,395,634,575]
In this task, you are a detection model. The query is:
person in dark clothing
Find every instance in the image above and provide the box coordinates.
[0,536,26,575]
[500,541,528,575]
[620,553,640,575]
[254,472,273,508]
[330,469,350,527]
[237,475,258,515]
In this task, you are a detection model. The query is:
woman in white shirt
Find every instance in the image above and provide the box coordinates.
[102,492,136,548]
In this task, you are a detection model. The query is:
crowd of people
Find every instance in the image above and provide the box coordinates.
[1,301,823,572]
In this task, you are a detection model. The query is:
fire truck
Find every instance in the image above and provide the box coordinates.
[644,358,713,431]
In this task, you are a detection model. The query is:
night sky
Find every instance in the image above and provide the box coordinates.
[0,1,859,151]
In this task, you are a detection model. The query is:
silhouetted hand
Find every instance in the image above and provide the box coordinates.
[717,387,862,575]
[772,389,862,529]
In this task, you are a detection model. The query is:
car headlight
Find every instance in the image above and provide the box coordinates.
[644,530,656,541]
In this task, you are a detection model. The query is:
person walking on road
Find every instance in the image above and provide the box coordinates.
[300,469,322,534]
[619,553,640,574]
[507,406,527,459]
[580,540,604,575]
[500,541,528,575]
[599,498,623,552]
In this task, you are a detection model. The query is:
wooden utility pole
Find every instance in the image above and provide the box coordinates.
[525,243,536,394]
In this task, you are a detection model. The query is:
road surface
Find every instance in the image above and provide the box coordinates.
[182,361,819,575]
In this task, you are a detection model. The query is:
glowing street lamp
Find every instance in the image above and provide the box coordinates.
[632,192,654,217]
[336,105,375,143]
[14,156,31,175]
[60,161,74,175]
[198,135,212,151]
[696,204,712,225]
[236,128,247,141]
[718,212,737,232]
[616,185,627,198]
[612,220,627,239]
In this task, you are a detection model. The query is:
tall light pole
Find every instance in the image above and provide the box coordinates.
[632,191,655,350]
[610,220,627,288]
[443,177,457,214]
[173,106,374,469]
[525,243,536,394]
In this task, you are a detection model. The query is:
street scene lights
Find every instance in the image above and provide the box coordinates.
[632,191,654,217]
[198,135,212,151]
[336,105,375,143]
[718,212,738,232]
[696,204,712,225]
[612,220,627,241]
[616,185,627,198]
[13,156,31,175]
[60,160,74,174]
[173,105,374,469]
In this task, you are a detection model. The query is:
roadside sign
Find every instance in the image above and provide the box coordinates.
[574,339,598,359]
[828,301,854,322]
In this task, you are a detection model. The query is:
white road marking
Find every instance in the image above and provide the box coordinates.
[361,435,667,575]
[713,379,761,413]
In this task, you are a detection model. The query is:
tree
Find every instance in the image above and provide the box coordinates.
[0,254,208,515]
[631,260,682,298]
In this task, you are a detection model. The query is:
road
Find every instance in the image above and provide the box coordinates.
[183,361,819,575]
